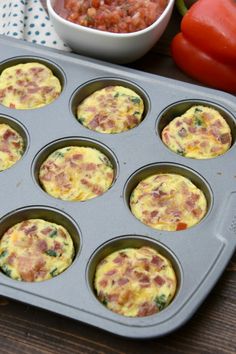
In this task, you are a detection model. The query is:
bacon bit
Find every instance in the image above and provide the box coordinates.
[99,278,108,288]
[211,119,223,128]
[58,228,67,239]
[92,185,103,195]
[9,103,16,109]
[154,275,165,286]
[152,189,167,199]
[81,178,90,186]
[3,129,16,141]
[176,222,187,231]
[12,141,21,149]
[105,269,117,276]
[42,86,53,94]
[53,241,63,253]
[137,302,157,317]
[20,270,35,282]
[85,162,97,171]
[151,255,164,269]
[113,255,124,264]
[117,278,129,286]
[127,115,139,126]
[188,126,197,133]
[107,293,119,302]
[25,225,37,235]
[16,69,22,75]
[7,252,16,265]
[37,239,47,252]
[89,115,100,128]
[107,119,115,128]
[41,226,53,235]
[192,207,203,218]
[178,127,187,137]
[28,87,40,94]
[139,274,150,284]
[220,133,231,144]
[40,171,54,181]
[162,130,169,143]
[150,210,158,218]
[72,153,83,160]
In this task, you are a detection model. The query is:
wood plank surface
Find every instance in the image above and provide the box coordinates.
[0,3,235,354]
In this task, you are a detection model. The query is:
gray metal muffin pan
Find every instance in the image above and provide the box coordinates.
[0,34,235,339]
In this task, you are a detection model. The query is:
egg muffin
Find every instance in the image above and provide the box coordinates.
[0,219,75,282]
[161,105,232,159]
[0,62,61,109]
[76,85,144,134]
[0,123,24,171]
[94,246,177,317]
[39,146,114,201]
[130,173,207,231]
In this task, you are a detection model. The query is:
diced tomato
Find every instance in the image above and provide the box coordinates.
[176,222,187,231]
[54,0,168,33]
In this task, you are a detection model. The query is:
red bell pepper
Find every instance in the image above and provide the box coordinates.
[171,0,236,93]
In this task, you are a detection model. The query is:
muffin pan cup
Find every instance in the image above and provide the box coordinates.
[0,35,235,339]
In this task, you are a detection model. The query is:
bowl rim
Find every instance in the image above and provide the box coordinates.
[47,0,175,38]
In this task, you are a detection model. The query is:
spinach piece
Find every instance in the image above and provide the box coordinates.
[155,294,167,311]
[102,298,108,306]
[114,92,119,98]
[78,117,85,124]
[1,264,11,277]
[99,156,113,168]
[53,151,64,158]
[195,117,203,126]
[45,249,57,257]
[131,97,141,104]
[50,268,58,277]
[0,250,8,258]
[49,229,57,238]
[176,149,185,156]
[134,111,140,115]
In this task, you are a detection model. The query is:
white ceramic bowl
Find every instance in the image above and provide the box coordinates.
[47,0,175,64]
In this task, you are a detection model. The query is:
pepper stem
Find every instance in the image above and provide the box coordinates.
[175,0,188,16]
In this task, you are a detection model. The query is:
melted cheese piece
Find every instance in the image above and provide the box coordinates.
[0,219,75,282]
[77,85,144,134]
[0,62,61,109]
[39,146,114,201]
[94,246,177,317]
[162,106,232,159]
[130,173,207,231]
[0,123,24,171]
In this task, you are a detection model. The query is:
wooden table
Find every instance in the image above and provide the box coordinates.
[0,6,235,354]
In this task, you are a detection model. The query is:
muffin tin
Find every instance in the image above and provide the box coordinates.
[0,34,236,339]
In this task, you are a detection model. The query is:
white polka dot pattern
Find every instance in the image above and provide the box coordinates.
[0,0,71,51]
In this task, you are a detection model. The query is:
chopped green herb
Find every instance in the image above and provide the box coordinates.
[155,294,166,311]
[78,117,85,124]
[50,268,58,277]
[99,156,113,168]
[194,107,203,113]
[0,250,8,258]
[53,151,64,158]
[64,242,69,246]
[1,264,11,277]
[195,117,203,126]
[45,249,57,257]
[134,111,140,115]
[176,149,185,156]
[114,92,119,98]
[49,229,57,238]
[131,97,141,104]
[102,298,108,306]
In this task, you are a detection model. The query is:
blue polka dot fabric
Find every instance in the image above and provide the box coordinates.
[0,0,71,51]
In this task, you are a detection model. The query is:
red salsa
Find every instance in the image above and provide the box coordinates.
[54,0,168,33]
